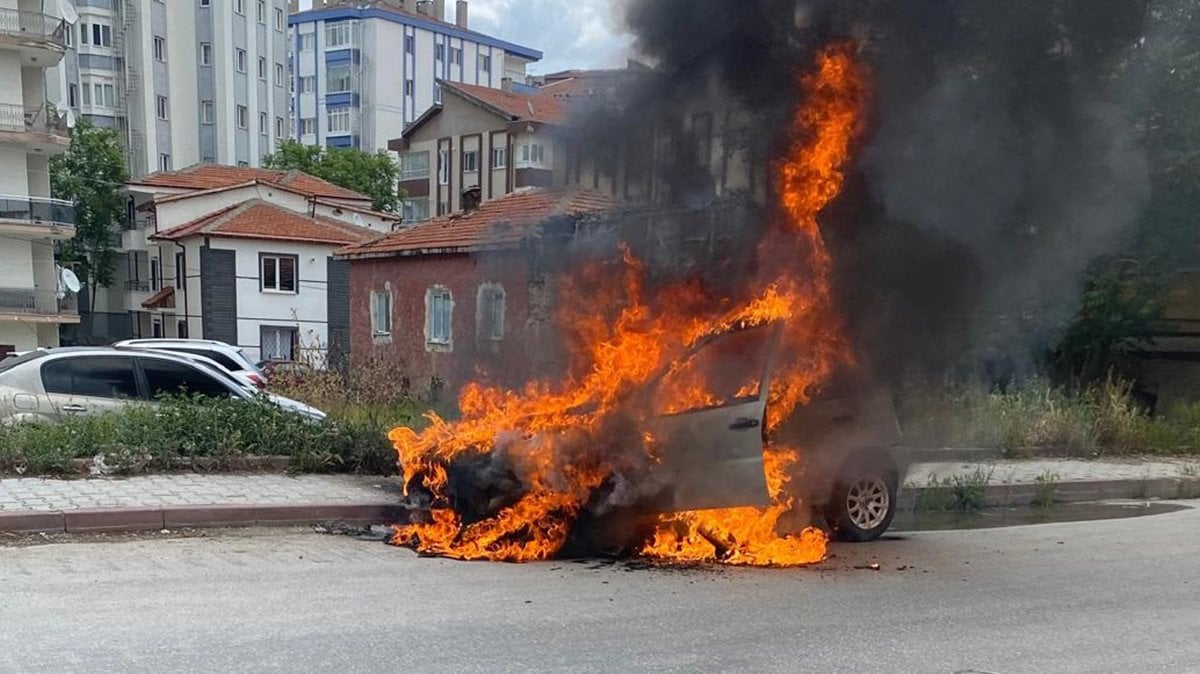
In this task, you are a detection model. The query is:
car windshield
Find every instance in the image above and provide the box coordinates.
[654,325,775,415]
[0,350,49,374]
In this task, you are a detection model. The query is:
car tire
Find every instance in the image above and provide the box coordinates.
[828,464,897,542]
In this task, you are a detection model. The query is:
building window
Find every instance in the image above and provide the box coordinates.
[261,326,297,361]
[84,81,115,108]
[299,76,315,93]
[426,286,452,345]
[150,258,161,290]
[259,112,268,135]
[84,22,113,48]
[300,117,315,136]
[159,154,171,171]
[327,64,352,93]
[64,23,72,46]
[521,143,545,164]
[300,33,314,51]
[400,151,429,179]
[258,56,267,80]
[491,146,506,169]
[371,290,391,336]
[257,0,266,23]
[462,150,478,173]
[81,83,90,105]
[201,100,214,124]
[326,21,354,48]
[402,198,430,222]
[404,35,414,54]
[404,79,414,96]
[479,54,491,73]
[327,107,350,134]
[152,317,163,338]
[236,105,248,129]
[476,284,505,341]
[437,201,449,216]
[156,95,168,120]
[177,320,188,338]
[434,86,442,104]
[449,47,462,65]
[153,36,165,62]
[437,149,450,185]
[275,63,284,86]
[276,116,284,139]
[275,7,284,31]
[260,254,298,293]
[67,84,78,108]
[435,43,445,61]
[174,251,185,289]
[200,0,210,6]
[200,42,212,66]
[236,49,247,72]
[235,0,245,15]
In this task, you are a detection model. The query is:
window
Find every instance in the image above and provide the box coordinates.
[200,42,212,66]
[434,86,442,104]
[327,107,350,134]
[491,146,506,169]
[87,23,112,48]
[435,43,445,61]
[260,254,297,293]
[301,117,315,136]
[156,95,168,120]
[449,47,462,65]
[327,64,351,92]
[41,356,139,400]
[300,33,314,51]
[462,150,478,173]
[275,7,284,31]
[261,326,297,361]
[201,100,214,124]
[437,149,450,185]
[81,83,90,105]
[480,54,493,73]
[258,56,267,80]
[426,286,452,345]
[299,76,315,93]
[141,359,233,399]
[402,198,430,222]
[404,79,414,96]
[326,20,353,48]
[404,35,414,54]
[159,153,171,171]
[200,0,210,6]
[259,112,268,135]
[174,251,185,289]
[67,84,78,108]
[235,0,245,15]
[276,116,284,139]
[153,36,165,62]
[437,201,449,216]
[79,22,86,45]
[150,258,161,290]
[257,0,266,23]
[522,143,545,164]
[477,285,505,341]
[64,23,72,46]
[371,290,391,336]
[275,63,284,86]
[178,321,188,339]
[236,105,248,129]
[236,49,247,72]
[400,151,429,179]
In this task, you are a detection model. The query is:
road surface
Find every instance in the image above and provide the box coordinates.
[2,504,1198,673]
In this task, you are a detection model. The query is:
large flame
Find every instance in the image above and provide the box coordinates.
[390,44,867,566]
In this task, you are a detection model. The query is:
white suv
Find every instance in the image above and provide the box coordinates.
[113,339,266,389]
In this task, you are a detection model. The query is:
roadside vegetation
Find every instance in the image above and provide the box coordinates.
[899,378,1200,457]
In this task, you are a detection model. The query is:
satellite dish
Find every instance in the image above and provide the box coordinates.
[58,0,78,24]
[60,267,81,293]
[352,212,365,227]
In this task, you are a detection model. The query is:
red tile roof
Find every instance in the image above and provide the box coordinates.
[151,199,381,246]
[133,164,371,202]
[336,189,614,258]
[442,80,568,125]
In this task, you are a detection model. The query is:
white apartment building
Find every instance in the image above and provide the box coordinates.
[0,0,77,352]
[288,0,540,152]
[48,0,291,177]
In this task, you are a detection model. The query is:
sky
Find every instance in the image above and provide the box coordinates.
[297,0,634,75]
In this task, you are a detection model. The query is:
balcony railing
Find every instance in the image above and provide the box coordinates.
[124,280,150,292]
[0,194,75,228]
[0,103,70,137]
[0,287,77,316]
[0,9,67,46]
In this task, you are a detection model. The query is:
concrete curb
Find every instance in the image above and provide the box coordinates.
[0,502,412,534]
[898,475,1200,511]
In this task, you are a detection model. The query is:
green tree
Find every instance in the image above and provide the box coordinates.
[50,121,129,312]
[262,140,402,212]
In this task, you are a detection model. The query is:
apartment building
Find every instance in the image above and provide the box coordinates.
[287,0,540,152]
[0,1,77,352]
[48,0,291,177]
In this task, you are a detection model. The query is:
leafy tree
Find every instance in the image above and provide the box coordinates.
[262,140,402,212]
[50,121,129,312]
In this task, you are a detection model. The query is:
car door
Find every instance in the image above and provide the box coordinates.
[647,325,778,511]
[40,355,141,420]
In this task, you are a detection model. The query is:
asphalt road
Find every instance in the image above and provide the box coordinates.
[2,504,1199,673]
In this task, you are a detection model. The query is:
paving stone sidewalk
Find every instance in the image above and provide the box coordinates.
[906,457,1200,488]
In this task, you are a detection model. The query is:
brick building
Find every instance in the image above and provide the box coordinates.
[334,187,613,396]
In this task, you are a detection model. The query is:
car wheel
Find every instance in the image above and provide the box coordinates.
[829,469,897,542]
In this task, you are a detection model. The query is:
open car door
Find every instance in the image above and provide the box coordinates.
[647,324,778,511]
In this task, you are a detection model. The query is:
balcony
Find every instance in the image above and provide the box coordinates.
[0,9,67,66]
[0,194,75,239]
[0,103,70,153]
[0,287,79,324]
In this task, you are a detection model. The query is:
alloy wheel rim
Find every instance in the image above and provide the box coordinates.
[846,476,889,530]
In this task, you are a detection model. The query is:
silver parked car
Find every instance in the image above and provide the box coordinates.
[112,338,268,390]
[0,347,324,423]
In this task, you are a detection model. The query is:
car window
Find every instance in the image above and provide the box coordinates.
[41,356,139,399]
[172,348,242,372]
[656,326,774,415]
[139,358,237,399]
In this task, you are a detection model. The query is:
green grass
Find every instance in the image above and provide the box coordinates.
[915,467,993,513]
[1033,470,1060,508]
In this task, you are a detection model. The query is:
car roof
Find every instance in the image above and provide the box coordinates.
[115,339,239,350]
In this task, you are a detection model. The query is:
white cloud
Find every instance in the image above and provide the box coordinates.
[464,0,634,74]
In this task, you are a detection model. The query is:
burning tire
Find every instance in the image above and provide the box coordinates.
[828,459,898,542]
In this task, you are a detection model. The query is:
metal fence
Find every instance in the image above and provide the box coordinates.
[0,102,69,136]
[0,287,77,316]
[0,194,75,227]
[0,9,66,44]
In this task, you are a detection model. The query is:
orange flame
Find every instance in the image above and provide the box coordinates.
[390,44,867,566]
